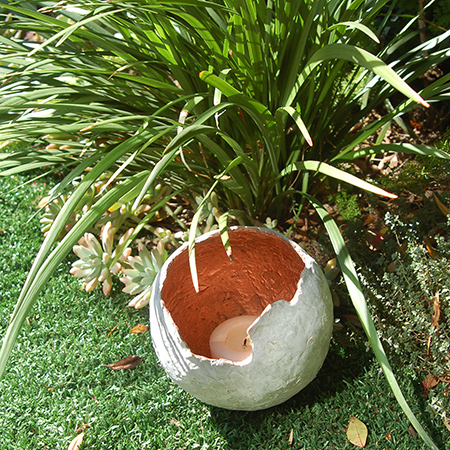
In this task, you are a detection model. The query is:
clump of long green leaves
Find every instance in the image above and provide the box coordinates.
[0,1,450,448]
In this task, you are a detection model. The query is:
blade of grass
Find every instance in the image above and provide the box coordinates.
[275,106,313,147]
[280,160,398,198]
[326,21,380,44]
[285,43,430,108]
[199,70,280,174]
[188,156,243,292]
[337,143,450,161]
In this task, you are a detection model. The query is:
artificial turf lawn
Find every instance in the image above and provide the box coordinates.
[0,174,447,449]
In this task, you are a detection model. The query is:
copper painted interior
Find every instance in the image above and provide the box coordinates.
[161,228,305,358]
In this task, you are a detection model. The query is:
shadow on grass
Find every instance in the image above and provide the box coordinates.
[207,339,373,449]
[206,337,446,450]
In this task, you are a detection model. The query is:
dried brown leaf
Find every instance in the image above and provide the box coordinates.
[362,213,373,226]
[105,355,143,371]
[425,237,438,259]
[433,192,450,217]
[408,424,418,439]
[106,323,119,338]
[288,428,294,446]
[68,432,84,450]
[438,374,450,384]
[431,291,441,329]
[130,324,149,334]
[422,374,439,395]
[74,423,88,434]
[346,416,368,448]
[169,418,182,427]
[387,261,398,273]
[444,417,450,432]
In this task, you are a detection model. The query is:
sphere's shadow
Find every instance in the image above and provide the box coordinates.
[207,340,372,448]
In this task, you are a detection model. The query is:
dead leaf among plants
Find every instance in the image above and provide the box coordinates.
[288,428,294,446]
[68,432,84,450]
[346,416,368,448]
[105,355,143,370]
[423,374,440,395]
[130,324,149,334]
[408,424,418,439]
[431,291,441,329]
[385,430,394,441]
[74,423,88,434]
[422,373,450,395]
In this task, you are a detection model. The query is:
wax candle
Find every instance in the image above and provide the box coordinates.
[209,315,258,362]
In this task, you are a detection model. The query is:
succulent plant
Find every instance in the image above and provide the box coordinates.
[70,222,133,296]
[39,194,80,239]
[100,183,174,226]
[263,217,278,230]
[194,191,221,234]
[121,241,168,309]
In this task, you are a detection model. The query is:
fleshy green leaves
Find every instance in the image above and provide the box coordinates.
[0,169,150,379]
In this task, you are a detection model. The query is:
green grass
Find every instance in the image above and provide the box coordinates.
[0,174,447,449]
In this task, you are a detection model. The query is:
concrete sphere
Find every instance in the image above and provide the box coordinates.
[149,227,333,410]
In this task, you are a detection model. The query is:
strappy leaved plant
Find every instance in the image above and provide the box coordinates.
[0,1,450,447]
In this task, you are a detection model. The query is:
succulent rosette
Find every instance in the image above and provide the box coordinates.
[121,241,167,309]
[70,222,132,295]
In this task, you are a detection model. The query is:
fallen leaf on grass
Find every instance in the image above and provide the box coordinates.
[130,324,149,334]
[425,236,437,259]
[68,432,84,450]
[433,192,450,217]
[408,424,418,439]
[431,291,441,329]
[105,355,143,371]
[346,416,368,448]
[444,417,450,432]
[288,428,294,446]
[106,323,119,338]
[422,374,439,395]
[74,423,88,433]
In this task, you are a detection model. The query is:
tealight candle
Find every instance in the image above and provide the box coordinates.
[209,315,258,362]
